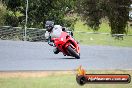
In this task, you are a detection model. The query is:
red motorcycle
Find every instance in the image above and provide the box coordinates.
[52,31,80,59]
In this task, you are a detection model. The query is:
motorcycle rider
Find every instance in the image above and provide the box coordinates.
[45,21,74,54]
[45,21,62,54]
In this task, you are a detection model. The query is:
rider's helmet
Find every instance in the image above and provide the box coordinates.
[45,21,54,32]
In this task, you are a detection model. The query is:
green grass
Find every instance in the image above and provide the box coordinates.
[74,20,132,34]
[74,20,132,47]
[74,20,111,33]
[74,33,132,47]
[0,71,132,88]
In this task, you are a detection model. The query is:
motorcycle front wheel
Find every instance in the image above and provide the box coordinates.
[67,45,80,59]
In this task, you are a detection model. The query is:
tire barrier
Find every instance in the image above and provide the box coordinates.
[0,26,46,42]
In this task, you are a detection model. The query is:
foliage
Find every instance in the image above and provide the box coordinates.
[76,0,131,34]
[76,0,103,31]
[2,0,76,28]
[0,1,6,26]
[106,0,131,34]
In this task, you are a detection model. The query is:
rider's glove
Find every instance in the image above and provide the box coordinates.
[47,36,56,47]
[48,42,54,46]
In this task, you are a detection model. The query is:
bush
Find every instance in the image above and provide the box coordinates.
[0,1,6,26]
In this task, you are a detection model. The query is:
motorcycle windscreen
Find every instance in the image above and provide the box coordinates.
[51,28,62,38]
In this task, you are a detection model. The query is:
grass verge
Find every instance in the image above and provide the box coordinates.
[74,20,132,47]
[74,33,132,47]
[74,20,132,34]
[0,70,131,88]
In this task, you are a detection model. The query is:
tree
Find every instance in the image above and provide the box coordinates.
[0,1,6,26]
[2,0,24,26]
[77,0,131,34]
[2,0,76,28]
[106,0,130,34]
[76,0,103,31]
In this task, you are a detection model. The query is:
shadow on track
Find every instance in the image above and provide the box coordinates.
[59,57,76,59]
[48,57,77,60]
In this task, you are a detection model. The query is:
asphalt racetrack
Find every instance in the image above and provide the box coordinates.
[0,40,132,71]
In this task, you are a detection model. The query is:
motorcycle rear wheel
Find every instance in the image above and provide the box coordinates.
[67,45,80,59]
